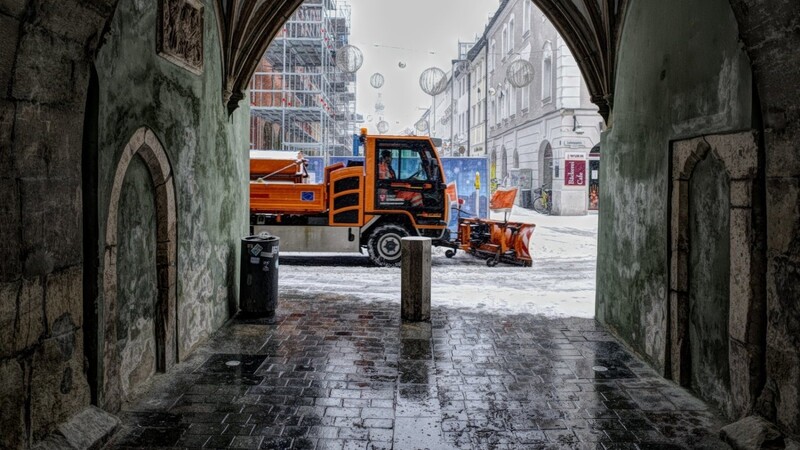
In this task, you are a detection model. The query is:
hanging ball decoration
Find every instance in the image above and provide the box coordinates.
[335,45,364,73]
[398,61,407,69]
[369,72,385,89]
[415,119,429,132]
[377,120,390,134]
[506,59,535,88]
[419,67,449,96]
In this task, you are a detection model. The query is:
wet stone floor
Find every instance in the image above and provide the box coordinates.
[109,296,730,450]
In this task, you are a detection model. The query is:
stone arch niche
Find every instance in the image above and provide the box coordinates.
[539,141,553,189]
[101,128,177,411]
[669,131,764,420]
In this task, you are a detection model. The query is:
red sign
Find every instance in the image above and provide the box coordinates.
[565,159,586,186]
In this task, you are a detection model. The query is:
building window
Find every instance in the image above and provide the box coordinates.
[500,90,506,121]
[521,83,530,110]
[502,24,508,57]
[510,85,516,116]
[542,42,553,102]
[490,40,496,72]
[501,146,508,182]
[523,1,530,33]
[508,15,515,54]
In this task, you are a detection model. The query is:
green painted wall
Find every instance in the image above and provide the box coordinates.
[596,0,752,370]
[94,0,249,377]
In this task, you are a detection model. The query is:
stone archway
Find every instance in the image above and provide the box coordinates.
[539,141,553,189]
[101,127,177,412]
[669,131,764,420]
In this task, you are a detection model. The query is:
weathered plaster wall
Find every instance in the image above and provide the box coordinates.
[115,155,157,399]
[688,153,732,418]
[596,0,752,370]
[0,0,114,447]
[730,0,800,437]
[93,0,249,404]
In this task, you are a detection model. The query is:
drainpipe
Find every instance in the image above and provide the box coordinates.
[450,62,455,156]
[467,64,471,156]
[484,45,489,158]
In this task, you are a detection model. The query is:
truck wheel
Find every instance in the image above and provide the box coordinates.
[367,223,409,267]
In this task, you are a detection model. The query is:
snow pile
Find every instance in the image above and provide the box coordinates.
[279,206,598,318]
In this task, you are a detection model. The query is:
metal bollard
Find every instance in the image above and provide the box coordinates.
[401,237,431,322]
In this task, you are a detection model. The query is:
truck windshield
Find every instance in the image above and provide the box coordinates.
[375,140,440,182]
[398,149,428,180]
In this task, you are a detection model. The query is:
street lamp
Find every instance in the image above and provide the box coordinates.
[573,115,584,135]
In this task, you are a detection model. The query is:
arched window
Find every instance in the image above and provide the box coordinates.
[539,141,553,188]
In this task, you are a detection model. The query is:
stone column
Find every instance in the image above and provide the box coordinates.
[401,237,431,322]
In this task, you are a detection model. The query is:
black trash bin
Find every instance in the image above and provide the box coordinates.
[239,234,280,317]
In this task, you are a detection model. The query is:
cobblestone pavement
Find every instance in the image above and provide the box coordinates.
[108,295,730,449]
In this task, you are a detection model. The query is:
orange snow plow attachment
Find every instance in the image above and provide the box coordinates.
[446,188,535,267]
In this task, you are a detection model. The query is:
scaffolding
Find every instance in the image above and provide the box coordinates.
[249,0,356,160]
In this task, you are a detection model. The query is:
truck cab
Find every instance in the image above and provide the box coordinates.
[250,131,448,266]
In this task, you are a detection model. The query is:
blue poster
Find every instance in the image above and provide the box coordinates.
[440,158,489,233]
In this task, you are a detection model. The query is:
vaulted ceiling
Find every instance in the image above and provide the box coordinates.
[214,0,305,114]
[534,0,628,122]
[215,0,628,121]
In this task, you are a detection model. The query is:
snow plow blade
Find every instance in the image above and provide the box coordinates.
[456,218,535,267]
[437,187,535,266]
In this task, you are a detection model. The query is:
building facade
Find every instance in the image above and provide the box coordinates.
[468,38,488,157]
[482,0,602,215]
[450,42,473,156]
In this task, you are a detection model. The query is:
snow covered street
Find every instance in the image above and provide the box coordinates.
[279,206,598,318]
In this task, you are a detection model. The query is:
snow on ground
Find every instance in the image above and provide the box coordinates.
[279,206,598,318]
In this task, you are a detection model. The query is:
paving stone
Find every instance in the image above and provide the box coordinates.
[110,297,731,449]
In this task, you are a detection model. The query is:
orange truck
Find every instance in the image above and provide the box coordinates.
[250,130,449,266]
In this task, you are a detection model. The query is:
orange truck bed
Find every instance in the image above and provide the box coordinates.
[249,150,328,214]
[250,150,307,183]
[250,182,326,214]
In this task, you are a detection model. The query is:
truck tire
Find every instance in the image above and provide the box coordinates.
[367,223,409,267]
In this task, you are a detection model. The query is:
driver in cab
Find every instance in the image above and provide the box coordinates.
[377,150,423,207]
[378,150,396,180]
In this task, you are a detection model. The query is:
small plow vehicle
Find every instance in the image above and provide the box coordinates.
[439,187,535,267]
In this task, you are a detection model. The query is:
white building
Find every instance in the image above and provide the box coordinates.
[449,42,473,156]
[481,0,603,215]
[467,38,488,157]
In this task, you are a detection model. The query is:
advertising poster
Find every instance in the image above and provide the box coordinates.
[564,152,587,187]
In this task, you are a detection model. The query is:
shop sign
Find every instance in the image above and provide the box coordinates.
[565,153,586,186]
